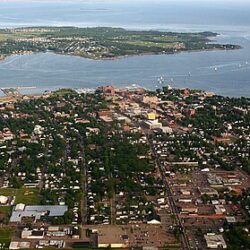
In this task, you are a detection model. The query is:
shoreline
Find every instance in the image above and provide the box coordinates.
[1,84,250,101]
[0,45,241,62]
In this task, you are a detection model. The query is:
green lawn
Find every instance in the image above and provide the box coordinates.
[0,188,41,205]
[0,227,13,246]
[0,206,11,214]
[126,40,178,49]
[0,30,44,41]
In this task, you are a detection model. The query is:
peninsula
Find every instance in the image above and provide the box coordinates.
[0,27,240,60]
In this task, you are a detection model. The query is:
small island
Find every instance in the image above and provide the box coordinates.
[0,27,240,60]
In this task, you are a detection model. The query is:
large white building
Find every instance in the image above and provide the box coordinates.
[10,204,68,223]
[143,119,162,130]
[204,234,227,249]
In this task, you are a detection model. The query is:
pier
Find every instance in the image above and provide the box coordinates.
[0,86,36,96]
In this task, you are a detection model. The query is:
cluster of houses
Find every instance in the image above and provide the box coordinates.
[99,85,250,248]
[86,157,112,225]
[114,194,164,225]
[85,109,167,226]
[0,85,249,249]
[0,128,14,142]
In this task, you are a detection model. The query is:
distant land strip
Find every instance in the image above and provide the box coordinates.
[0,26,241,60]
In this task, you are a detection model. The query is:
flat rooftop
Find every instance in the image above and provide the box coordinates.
[10,205,68,223]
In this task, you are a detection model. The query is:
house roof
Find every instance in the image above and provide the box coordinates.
[146,213,161,222]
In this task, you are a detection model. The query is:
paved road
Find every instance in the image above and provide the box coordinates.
[146,133,191,250]
[77,132,87,225]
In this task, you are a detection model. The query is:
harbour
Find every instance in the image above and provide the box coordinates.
[0,1,249,97]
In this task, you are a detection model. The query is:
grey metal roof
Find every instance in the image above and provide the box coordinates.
[10,205,68,222]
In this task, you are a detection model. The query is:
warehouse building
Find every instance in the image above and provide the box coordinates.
[10,204,68,223]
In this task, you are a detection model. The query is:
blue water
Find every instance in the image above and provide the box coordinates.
[0,0,250,32]
[0,0,250,97]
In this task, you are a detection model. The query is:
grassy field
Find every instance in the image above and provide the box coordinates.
[0,188,41,205]
[53,88,77,96]
[0,206,11,214]
[0,227,13,247]
[126,40,181,49]
[0,29,44,41]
